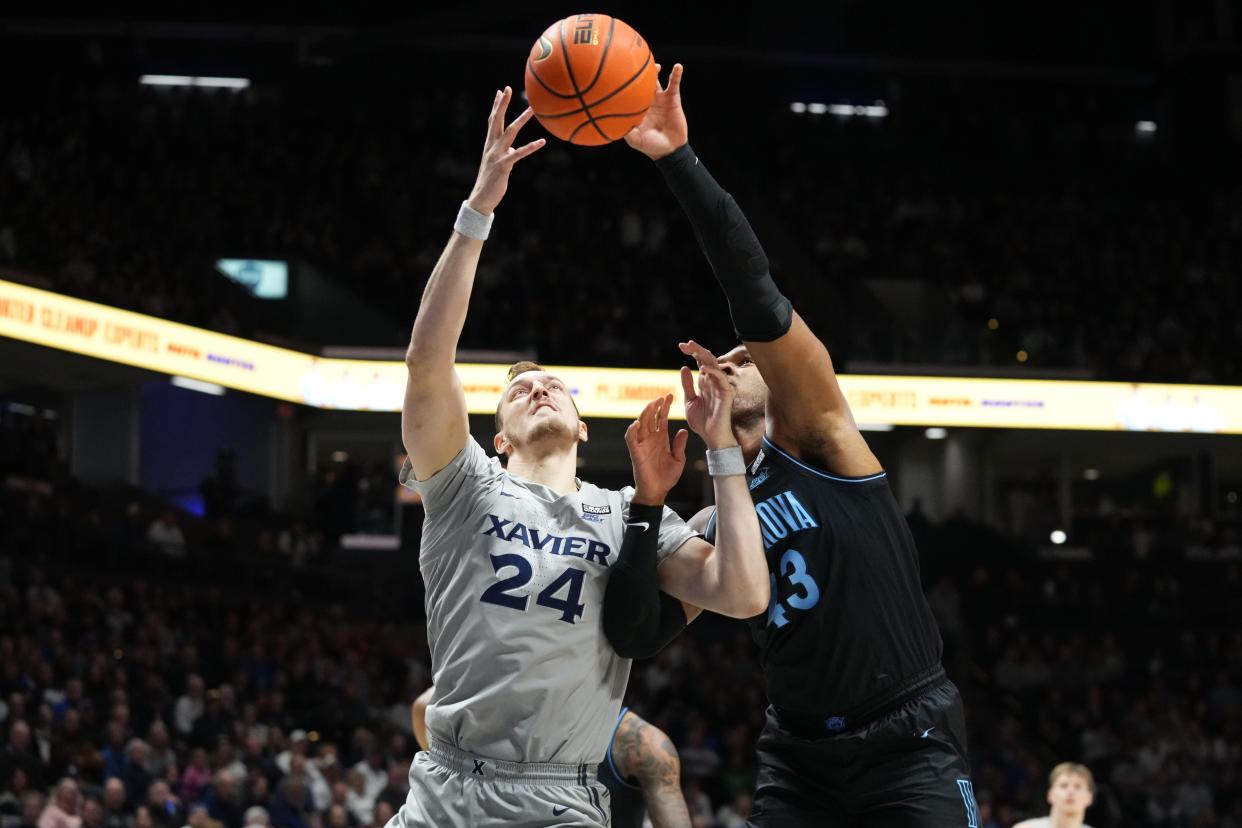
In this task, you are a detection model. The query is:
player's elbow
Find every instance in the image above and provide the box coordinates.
[404,345,431,375]
[734,590,770,620]
[404,339,453,377]
[723,576,769,619]
[602,623,638,659]
[745,590,771,619]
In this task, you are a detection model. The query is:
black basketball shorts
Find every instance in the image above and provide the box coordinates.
[749,679,979,828]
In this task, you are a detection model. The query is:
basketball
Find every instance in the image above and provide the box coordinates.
[524,14,658,146]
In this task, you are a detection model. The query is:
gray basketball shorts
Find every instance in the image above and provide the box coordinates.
[389,739,612,828]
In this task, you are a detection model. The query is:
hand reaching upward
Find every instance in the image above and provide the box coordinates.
[680,340,738,450]
[624,63,687,161]
[467,86,546,216]
[626,394,689,507]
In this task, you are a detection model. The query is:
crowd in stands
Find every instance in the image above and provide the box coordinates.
[2,62,1239,381]
[3,406,1241,826]
[2,40,1241,828]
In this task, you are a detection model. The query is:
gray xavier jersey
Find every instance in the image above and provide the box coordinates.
[400,437,698,765]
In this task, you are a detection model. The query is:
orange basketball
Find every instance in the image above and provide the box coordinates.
[524,14,658,146]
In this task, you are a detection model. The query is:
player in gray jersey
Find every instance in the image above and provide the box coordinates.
[411,687,691,828]
[394,86,768,828]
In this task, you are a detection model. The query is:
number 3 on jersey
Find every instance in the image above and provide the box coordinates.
[767,549,820,628]
[479,553,586,624]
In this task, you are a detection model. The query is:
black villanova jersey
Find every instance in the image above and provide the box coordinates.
[709,436,943,729]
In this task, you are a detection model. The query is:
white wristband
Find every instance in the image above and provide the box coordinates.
[706,446,746,477]
[454,201,494,241]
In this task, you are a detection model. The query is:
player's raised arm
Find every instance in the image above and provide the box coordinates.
[402,87,545,481]
[604,357,766,658]
[655,346,767,614]
[628,65,879,477]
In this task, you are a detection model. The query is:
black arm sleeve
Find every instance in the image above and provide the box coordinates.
[603,503,689,659]
[655,143,793,342]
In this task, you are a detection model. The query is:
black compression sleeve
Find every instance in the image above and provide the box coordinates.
[603,503,689,659]
[655,143,793,342]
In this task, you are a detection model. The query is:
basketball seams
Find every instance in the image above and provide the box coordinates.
[526,60,579,100]
[557,17,610,142]
[526,50,653,119]
[577,15,616,98]
[567,107,652,143]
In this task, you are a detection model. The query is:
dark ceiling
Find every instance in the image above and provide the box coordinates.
[0,1,1193,71]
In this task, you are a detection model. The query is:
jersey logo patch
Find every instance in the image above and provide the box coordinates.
[749,468,770,490]
[582,503,611,514]
[551,806,569,816]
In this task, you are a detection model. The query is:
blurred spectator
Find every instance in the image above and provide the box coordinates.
[146,513,186,562]
[201,773,240,828]
[36,780,79,828]
[119,744,152,814]
[47,711,99,783]
[143,725,176,785]
[371,765,405,816]
[179,805,220,828]
[0,770,31,828]
[78,799,102,828]
[173,681,204,740]
[143,783,180,828]
[1,723,45,792]
[265,778,309,828]
[177,752,210,807]
[99,781,127,828]
[17,792,45,828]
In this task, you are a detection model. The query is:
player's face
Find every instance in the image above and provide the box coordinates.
[496,371,585,453]
[717,346,768,426]
[1047,772,1093,815]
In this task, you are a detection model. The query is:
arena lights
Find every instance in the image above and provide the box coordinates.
[139,75,251,90]
[790,101,888,119]
[924,427,948,440]
[1135,120,1158,135]
[5,278,1242,432]
[171,376,226,396]
[1050,530,1068,545]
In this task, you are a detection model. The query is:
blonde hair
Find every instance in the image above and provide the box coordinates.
[1049,762,1095,794]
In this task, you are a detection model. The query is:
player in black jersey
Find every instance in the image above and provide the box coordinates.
[411,690,691,828]
[611,63,979,826]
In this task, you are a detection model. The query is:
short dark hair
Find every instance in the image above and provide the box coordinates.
[495,361,545,433]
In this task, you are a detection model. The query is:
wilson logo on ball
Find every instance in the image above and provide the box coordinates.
[572,14,598,45]
[524,14,658,146]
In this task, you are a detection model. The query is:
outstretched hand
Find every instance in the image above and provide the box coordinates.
[680,340,738,450]
[624,63,687,160]
[467,86,546,216]
[625,394,689,506]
